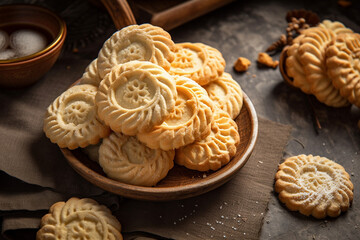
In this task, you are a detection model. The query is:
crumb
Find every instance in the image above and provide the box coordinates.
[252,74,256,78]
[234,57,251,72]
[338,0,352,7]
[72,48,79,53]
[257,52,279,68]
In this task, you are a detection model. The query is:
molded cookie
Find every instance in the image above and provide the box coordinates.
[97,24,175,78]
[79,59,102,87]
[204,72,243,119]
[43,84,110,149]
[319,19,353,35]
[96,60,177,136]
[275,154,354,219]
[36,197,122,240]
[326,33,360,107]
[169,42,225,86]
[99,132,175,186]
[175,109,240,172]
[137,76,214,150]
[298,27,349,107]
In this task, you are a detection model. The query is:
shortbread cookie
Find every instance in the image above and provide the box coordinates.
[137,76,214,150]
[169,42,225,86]
[175,109,240,171]
[326,33,360,107]
[99,132,174,186]
[275,154,354,219]
[204,72,243,119]
[319,19,353,35]
[298,27,349,107]
[96,60,177,136]
[79,59,102,87]
[97,24,175,78]
[286,33,312,94]
[37,197,122,240]
[44,84,110,149]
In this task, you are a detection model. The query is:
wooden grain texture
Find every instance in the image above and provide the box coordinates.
[62,93,258,201]
[100,0,136,29]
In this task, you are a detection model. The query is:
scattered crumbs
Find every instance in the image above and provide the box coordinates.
[159,215,162,218]
[246,72,251,75]
[256,165,259,168]
[244,232,246,235]
[351,172,354,176]
[226,216,229,219]
[181,204,184,208]
[224,202,228,205]
[220,205,223,210]
[207,222,211,226]
[223,235,226,238]
[252,74,256,78]
[237,220,241,223]
[237,214,241,217]
[232,226,237,231]
[186,233,190,236]
[184,215,187,218]
[233,217,236,220]
[221,215,225,219]
[324,220,328,223]
[312,235,316,240]
[322,142,326,146]
[255,201,259,204]
[72,48,79,53]
[261,212,264,215]
[203,173,207,178]
[355,152,358,155]
[258,161,263,164]
[195,204,198,207]
[173,222,177,225]
[191,176,195,179]
[253,214,256,216]
[211,235,214,238]
[193,221,196,224]
[352,160,355,163]
[211,226,215,230]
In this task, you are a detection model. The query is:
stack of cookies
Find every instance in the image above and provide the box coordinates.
[285,19,360,108]
[43,24,244,187]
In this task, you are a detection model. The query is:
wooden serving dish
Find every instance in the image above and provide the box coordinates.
[62,92,258,201]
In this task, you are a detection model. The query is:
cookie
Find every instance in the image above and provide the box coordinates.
[96,60,177,136]
[298,27,349,107]
[43,84,110,149]
[97,24,175,78]
[319,19,353,35]
[285,33,312,94]
[175,109,240,171]
[204,72,243,119]
[79,59,102,87]
[99,132,174,186]
[326,33,360,107]
[275,154,354,219]
[169,42,225,86]
[137,76,214,150]
[36,197,122,240]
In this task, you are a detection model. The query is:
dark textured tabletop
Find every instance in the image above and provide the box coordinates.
[168,0,359,239]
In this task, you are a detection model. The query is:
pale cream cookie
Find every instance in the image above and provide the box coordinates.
[96,60,177,136]
[319,19,353,35]
[43,84,110,150]
[79,59,102,87]
[137,76,214,151]
[326,33,360,107]
[99,132,175,187]
[36,197,122,240]
[204,72,243,119]
[275,154,354,219]
[298,27,349,107]
[169,42,225,86]
[97,24,175,78]
[175,109,240,172]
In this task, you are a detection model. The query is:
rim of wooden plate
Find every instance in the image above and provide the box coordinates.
[62,89,258,201]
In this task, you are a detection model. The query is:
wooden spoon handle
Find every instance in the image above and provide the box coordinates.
[100,0,136,29]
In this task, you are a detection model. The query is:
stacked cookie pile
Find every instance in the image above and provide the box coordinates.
[43,24,244,187]
[286,19,360,108]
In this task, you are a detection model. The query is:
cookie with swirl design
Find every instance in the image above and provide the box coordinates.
[36,197,122,240]
[96,60,177,136]
[99,132,174,186]
[319,19,353,35]
[79,59,102,87]
[43,84,110,150]
[169,42,225,86]
[204,72,243,119]
[137,76,214,150]
[97,24,175,78]
[275,154,353,219]
[175,108,240,171]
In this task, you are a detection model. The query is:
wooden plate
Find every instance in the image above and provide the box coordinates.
[62,92,258,201]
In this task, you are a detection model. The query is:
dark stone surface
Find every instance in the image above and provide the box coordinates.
[167,0,360,239]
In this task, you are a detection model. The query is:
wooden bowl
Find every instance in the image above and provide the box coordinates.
[62,92,258,201]
[0,4,67,88]
[279,45,298,89]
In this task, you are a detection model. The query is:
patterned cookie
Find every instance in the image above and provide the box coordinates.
[79,59,102,87]
[169,42,225,86]
[36,197,122,240]
[285,33,312,94]
[44,84,110,150]
[99,132,174,186]
[275,154,354,219]
[326,33,360,107]
[298,27,349,107]
[204,72,243,119]
[97,24,175,78]
[137,76,214,150]
[175,109,240,171]
[96,60,177,136]
[319,19,353,35]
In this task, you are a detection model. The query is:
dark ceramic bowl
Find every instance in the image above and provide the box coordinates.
[0,4,67,88]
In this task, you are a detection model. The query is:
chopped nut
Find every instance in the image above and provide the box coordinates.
[266,34,287,53]
[234,57,251,72]
[257,52,279,68]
